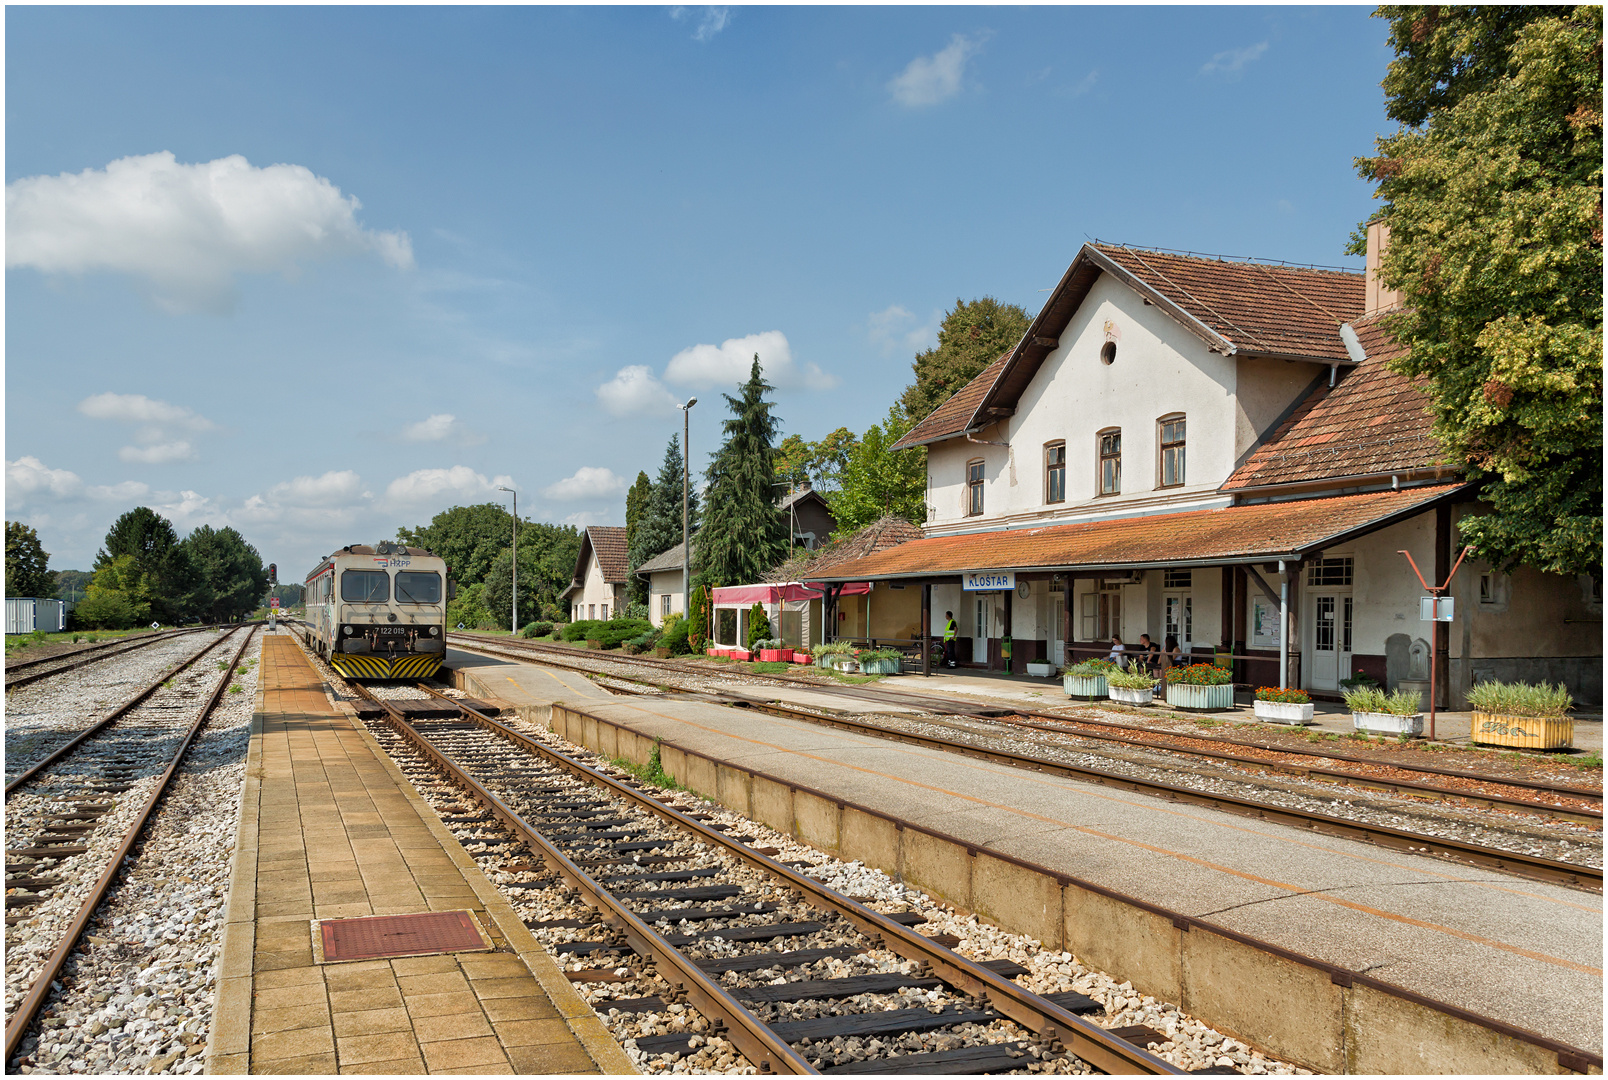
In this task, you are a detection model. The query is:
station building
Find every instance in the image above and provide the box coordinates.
[810,230,1602,707]
[562,525,629,622]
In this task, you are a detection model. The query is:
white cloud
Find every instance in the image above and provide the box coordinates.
[77,393,214,431]
[1070,69,1099,97]
[664,330,837,390]
[118,441,197,465]
[564,510,613,528]
[1200,41,1269,78]
[596,365,682,417]
[402,413,485,445]
[867,305,937,357]
[543,467,628,502]
[383,466,515,507]
[86,480,151,502]
[6,456,83,499]
[147,489,218,531]
[671,6,731,41]
[267,470,366,507]
[7,151,413,314]
[888,33,988,108]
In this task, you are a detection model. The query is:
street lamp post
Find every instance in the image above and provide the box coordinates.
[497,486,517,634]
[680,398,697,625]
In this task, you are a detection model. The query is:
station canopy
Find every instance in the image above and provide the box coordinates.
[712,582,871,605]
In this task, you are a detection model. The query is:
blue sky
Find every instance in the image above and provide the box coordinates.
[6,5,1397,577]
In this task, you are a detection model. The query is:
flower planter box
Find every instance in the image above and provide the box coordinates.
[1109,685,1153,706]
[859,657,901,676]
[1352,710,1424,737]
[1063,674,1107,700]
[758,649,791,662]
[792,653,812,665]
[652,647,672,658]
[707,647,722,658]
[1025,661,1056,678]
[1471,712,1574,750]
[828,657,860,674]
[1166,683,1235,711]
[732,649,753,662]
[1254,700,1314,725]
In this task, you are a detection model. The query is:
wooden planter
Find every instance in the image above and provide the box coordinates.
[859,657,901,676]
[1352,711,1424,737]
[1166,683,1235,710]
[1063,674,1108,700]
[1109,685,1153,705]
[1471,712,1574,749]
[1254,700,1314,725]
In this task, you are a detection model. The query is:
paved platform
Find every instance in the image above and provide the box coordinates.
[465,651,1603,1057]
[208,633,633,1075]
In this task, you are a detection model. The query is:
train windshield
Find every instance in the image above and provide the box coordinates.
[395,571,442,605]
[340,570,389,603]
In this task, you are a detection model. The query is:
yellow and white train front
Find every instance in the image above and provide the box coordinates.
[318,551,448,678]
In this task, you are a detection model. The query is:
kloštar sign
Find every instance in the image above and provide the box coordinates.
[963,571,1015,592]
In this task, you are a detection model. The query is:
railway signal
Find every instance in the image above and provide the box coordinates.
[268,563,278,586]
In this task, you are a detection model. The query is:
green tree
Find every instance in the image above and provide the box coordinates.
[481,528,580,629]
[53,569,92,605]
[1354,5,1602,575]
[269,583,305,608]
[695,357,789,587]
[746,602,772,649]
[899,297,1031,421]
[180,526,269,622]
[625,471,652,547]
[629,435,702,593]
[92,508,194,622]
[396,503,518,588]
[830,406,929,535]
[6,521,54,598]
[76,554,152,628]
[775,427,859,493]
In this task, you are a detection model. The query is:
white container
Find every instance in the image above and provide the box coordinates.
[1352,710,1424,737]
[1166,683,1235,710]
[1109,685,1154,706]
[1254,700,1314,725]
[1026,661,1056,678]
[1064,674,1108,700]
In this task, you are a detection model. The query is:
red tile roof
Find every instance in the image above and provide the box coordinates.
[808,485,1464,581]
[1095,245,1365,362]
[586,526,630,583]
[1223,312,1446,491]
[893,350,1013,450]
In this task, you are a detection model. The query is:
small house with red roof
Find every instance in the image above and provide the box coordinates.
[562,526,630,622]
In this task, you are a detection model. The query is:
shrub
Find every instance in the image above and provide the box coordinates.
[521,621,553,639]
[858,648,902,661]
[1343,687,1423,715]
[625,629,661,652]
[746,603,773,649]
[1171,663,1232,686]
[751,637,781,651]
[815,641,856,656]
[1339,672,1380,690]
[660,615,691,655]
[1108,670,1157,689]
[749,661,791,674]
[1256,686,1311,704]
[1065,660,1112,678]
[625,602,650,621]
[1466,680,1573,718]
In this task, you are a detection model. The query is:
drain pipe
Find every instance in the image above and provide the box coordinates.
[1278,560,1289,689]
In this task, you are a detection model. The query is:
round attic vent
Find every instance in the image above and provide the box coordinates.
[1100,341,1117,365]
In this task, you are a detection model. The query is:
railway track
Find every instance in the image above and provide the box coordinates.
[4,626,215,691]
[445,634,1601,891]
[3,625,258,1061]
[350,678,1189,1075]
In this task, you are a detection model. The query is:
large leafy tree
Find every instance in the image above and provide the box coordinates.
[180,525,269,622]
[94,507,193,622]
[696,357,789,587]
[482,522,581,624]
[1354,5,1602,575]
[76,554,152,629]
[6,521,54,598]
[898,297,1031,421]
[830,406,929,535]
[775,427,859,493]
[53,569,93,604]
[397,503,519,587]
[628,435,702,595]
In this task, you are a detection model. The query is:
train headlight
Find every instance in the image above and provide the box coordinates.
[428,626,439,636]
[343,625,354,636]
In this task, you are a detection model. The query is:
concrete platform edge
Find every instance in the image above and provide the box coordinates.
[205,694,267,1074]
[340,696,637,1075]
[549,701,1601,1076]
[448,664,554,730]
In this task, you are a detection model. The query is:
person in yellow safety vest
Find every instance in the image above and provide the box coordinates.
[943,611,958,668]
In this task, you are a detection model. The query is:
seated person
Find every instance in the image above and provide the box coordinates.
[1136,633,1161,672]
[1107,635,1126,670]
[1163,634,1184,668]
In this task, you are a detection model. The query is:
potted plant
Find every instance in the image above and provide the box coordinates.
[792,649,813,664]
[1253,686,1314,725]
[1063,658,1115,700]
[858,648,903,676]
[1345,686,1425,736]
[1107,668,1157,705]
[754,638,792,663]
[1025,657,1057,678]
[1467,681,1574,749]
[1165,663,1235,710]
[815,641,858,672]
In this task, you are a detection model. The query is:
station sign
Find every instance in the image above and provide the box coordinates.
[963,571,1015,592]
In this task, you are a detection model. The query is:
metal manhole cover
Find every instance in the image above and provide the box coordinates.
[315,909,491,963]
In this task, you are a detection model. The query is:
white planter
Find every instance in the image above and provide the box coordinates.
[1352,711,1424,737]
[829,657,860,674]
[1166,683,1235,710]
[1026,661,1056,678]
[1109,685,1154,706]
[1254,700,1314,725]
[1064,674,1108,700]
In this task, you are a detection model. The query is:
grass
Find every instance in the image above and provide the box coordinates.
[748,661,791,674]
[228,684,244,694]
[4,626,147,654]
[611,740,685,792]
[1342,687,1424,715]
[821,669,879,684]
[1568,751,1603,769]
[1465,680,1574,718]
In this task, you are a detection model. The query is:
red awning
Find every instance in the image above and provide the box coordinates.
[712,582,872,606]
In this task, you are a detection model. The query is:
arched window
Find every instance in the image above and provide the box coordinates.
[1159,415,1186,487]
[1044,442,1066,504]
[1098,429,1121,495]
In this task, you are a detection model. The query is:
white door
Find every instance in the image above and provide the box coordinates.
[973,596,991,664]
[1163,593,1193,654]
[1049,584,1065,666]
[1308,593,1353,691]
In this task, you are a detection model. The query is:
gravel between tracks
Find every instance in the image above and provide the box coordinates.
[7,632,261,1076]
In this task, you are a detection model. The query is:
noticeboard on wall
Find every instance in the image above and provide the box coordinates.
[1250,595,1281,649]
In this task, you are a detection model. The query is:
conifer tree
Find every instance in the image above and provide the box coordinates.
[695,356,788,587]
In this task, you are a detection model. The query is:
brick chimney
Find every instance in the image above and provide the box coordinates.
[1364,220,1403,315]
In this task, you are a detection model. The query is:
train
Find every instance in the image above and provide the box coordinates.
[303,541,451,679]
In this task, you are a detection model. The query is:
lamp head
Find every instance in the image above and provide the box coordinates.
[683,397,697,410]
